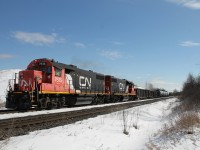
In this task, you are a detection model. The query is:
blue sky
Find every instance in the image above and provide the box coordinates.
[1,0,200,92]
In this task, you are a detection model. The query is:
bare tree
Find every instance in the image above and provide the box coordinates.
[146,82,154,90]
[182,73,200,110]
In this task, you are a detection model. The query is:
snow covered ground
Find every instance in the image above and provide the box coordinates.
[0,69,21,103]
[1,98,198,150]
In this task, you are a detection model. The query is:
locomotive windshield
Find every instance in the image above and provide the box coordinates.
[27,66,52,74]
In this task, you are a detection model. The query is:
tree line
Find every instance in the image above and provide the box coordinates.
[182,73,200,109]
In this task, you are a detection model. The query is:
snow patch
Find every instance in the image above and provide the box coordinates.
[0,69,21,102]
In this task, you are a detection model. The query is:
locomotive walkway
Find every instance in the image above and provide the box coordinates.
[0,97,173,140]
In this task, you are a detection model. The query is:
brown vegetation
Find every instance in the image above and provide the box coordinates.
[181,74,200,109]
[160,74,200,137]
[162,111,200,136]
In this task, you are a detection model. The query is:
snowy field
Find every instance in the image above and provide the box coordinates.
[0,69,20,103]
[1,98,198,150]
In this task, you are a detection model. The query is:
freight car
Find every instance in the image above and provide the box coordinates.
[134,87,157,99]
[6,58,136,110]
[155,89,169,97]
[135,87,169,99]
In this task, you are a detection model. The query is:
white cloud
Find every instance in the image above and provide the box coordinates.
[74,42,86,48]
[0,54,15,59]
[180,41,200,47]
[12,31,65,45]
[100,50,122,60]
[168,0,200,9]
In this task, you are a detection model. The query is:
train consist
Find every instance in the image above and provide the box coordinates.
[6,58,169,110]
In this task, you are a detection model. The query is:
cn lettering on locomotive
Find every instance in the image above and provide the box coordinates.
[79,76,91,89]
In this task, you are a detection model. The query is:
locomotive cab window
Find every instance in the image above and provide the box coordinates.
[55,67,62,77]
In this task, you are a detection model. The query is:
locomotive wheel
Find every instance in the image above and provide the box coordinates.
[56,101,61,109]
[57,100,64,109]
[46,102,53,110]
[60,101,65,107]
[96,96,104,104]
[96,96,100,104]
[91,97,97,105]
[113,96,119,102]
[60,97,65,107]
[36,102,42,110]
[120,96,123,102]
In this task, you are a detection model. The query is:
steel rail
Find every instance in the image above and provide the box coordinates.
[0,108,36,115]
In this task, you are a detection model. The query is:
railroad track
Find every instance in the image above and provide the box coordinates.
[0,104,106,114]
[0,108,36,115]
[0,109,18,114]
[0,104,107,115]
[0,97,173,140]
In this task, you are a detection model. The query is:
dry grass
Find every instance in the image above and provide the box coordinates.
[161,111,200,137]
[122,110,129,135]
[147,99,200,150]
[147,74,200,149]
[146,140,161,150]
[132,109,140,129]
[173,111,200,134]
[121,109,140,135]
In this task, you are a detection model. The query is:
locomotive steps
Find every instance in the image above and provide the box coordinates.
[0,97,172,140]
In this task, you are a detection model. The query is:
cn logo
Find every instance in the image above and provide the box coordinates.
[79,76,91,89]
[20,79,32,87]
[20,79,28,87]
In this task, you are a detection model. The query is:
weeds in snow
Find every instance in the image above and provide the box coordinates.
[146,139,161,150]
[0,100,5,108]
[132,108,140,129]
[147,97,200,149]
[122,110,129,135]
[162,111,200,135]
[121,109,140,135]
